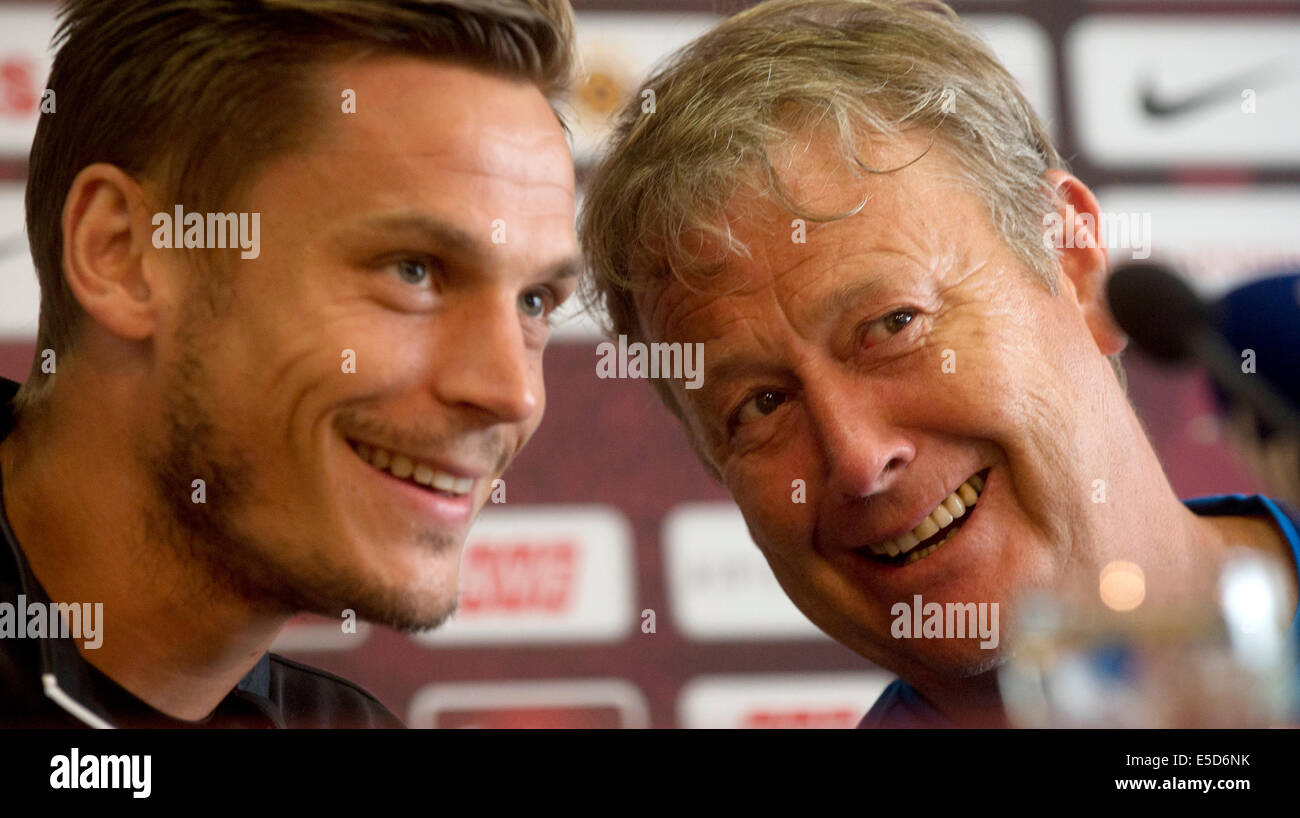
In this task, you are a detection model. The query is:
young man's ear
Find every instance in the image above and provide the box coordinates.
[1044,168,1127,357]
[61,163,162,342]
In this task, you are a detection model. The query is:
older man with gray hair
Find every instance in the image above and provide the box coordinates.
[581,0,1300,727]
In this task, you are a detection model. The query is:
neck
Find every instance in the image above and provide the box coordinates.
[924,671,1010,728]
[0,379,290,721]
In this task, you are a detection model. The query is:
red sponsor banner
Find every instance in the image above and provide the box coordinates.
[0,55,39,119]
[416,506,634,645]
[435,706,624,729]
[459,540,578,615]
[741,709,862,729]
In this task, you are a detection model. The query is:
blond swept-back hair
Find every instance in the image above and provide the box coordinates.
[582,0,1123,420]
[18,0,576,412]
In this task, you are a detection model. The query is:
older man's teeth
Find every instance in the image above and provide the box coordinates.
[943,494,965,518]
[912,516,939,541]
[929,504,954,529]
[904,534,952,565]
[871,474,984,560]
[353,443,474,496]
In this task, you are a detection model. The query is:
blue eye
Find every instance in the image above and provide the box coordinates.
[519,288,552,319]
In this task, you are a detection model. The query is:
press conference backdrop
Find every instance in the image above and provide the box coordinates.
[0,0,1296,728]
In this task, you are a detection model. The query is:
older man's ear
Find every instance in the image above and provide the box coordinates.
[1044,168,1127,357]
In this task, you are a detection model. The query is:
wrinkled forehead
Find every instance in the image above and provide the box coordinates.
[634,132,970,348]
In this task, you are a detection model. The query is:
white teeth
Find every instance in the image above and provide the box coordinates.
[431,471,457,493]
[390,454,414,480]
[353,442,475,497]
[871,473,986,561]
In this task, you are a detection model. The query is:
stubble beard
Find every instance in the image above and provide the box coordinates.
[140,312,461,634]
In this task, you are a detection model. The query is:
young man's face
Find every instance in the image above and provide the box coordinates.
[144,57,578,630]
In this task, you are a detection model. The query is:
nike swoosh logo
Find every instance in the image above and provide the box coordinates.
[1140,59,1289,119]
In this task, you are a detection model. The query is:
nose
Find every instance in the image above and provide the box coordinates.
[429,293,540,424]
[806,376,915,501]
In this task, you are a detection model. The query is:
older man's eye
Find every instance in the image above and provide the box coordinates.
[734,389,788,426]
[862,308,917,346]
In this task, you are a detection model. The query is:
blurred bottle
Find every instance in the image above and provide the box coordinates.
[999,549,1296,728]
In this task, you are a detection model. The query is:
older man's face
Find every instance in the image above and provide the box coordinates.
[640,131,1123,678]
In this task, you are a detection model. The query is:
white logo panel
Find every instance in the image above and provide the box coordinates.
[0,182,38,341]
[1068,18,1300,166]
[1096,186,1300,296]
[664,503,826,641]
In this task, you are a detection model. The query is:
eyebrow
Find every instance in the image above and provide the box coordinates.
[816,276,889,323]
[356,212,581,282]
[541,256,582,282]
[359,212,481,254]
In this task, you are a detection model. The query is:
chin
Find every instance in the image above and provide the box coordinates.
[275,535,463,631]
[330,579,460,634]
[910,644,1008,679]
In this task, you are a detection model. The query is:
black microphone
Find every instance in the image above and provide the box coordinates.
[1106,262,1300,438]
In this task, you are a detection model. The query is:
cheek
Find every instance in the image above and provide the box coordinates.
[727,464,816,557]
[295,301,426,395]
[931,299,1072,430]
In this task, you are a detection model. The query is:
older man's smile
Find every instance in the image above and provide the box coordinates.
[856,468,989,566]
